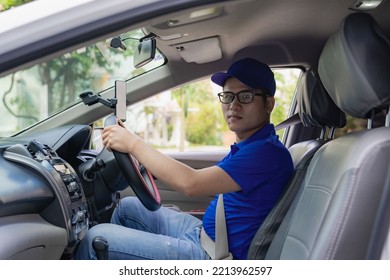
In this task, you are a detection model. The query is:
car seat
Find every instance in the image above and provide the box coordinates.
[261,12,390,259]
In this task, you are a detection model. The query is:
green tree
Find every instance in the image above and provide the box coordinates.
[168,69,300,148]
[0,0,32,11]
[272,69,300,138]
[172,80,225,146]
[39,31,140,114]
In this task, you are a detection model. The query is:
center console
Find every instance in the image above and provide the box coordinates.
[4,140,89,252]
[28,140,89,244]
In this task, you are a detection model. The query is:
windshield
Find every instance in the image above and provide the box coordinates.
[0,28,165,137]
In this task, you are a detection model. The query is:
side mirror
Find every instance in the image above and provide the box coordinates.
[134,38,156,68]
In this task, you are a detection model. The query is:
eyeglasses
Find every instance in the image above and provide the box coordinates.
[217,90,269,104]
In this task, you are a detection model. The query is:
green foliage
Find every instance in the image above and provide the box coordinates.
[38,45,118,112]
[186,102,222,145]
[334,114,367,138]
[37,30,139,114]
[167,69,300,147]
[172,80,224,146]
[7,78,38,130]
[271,69,301,138]
[0,0,32,10]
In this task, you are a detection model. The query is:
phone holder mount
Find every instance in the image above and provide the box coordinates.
[79,91,117,110]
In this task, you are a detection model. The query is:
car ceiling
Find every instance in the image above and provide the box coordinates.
[142,0,390,84]
[1,0,389,86]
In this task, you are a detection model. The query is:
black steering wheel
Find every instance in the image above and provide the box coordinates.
[105,115,161,211]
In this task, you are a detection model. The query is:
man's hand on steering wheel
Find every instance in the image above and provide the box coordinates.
[102,115,161,211]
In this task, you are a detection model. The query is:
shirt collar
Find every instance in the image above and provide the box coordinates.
[230,123,275,155]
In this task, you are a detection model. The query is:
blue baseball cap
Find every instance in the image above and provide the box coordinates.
[211,58,276,96]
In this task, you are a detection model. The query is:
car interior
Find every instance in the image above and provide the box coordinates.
[0,0,389,260]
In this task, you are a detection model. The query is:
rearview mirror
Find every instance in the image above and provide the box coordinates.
[134,38,156,68]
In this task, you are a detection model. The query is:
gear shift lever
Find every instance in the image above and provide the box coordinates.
[92,236,109,260]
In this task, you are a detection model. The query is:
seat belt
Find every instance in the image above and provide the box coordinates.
[200,194,233,259]
[275,112,301,131]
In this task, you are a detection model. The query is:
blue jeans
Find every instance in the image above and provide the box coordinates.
[74,197,210,260]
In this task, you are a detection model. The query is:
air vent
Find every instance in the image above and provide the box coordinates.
[26,140,56,160]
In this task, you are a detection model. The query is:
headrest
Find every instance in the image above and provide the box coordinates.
[318,12,390,119]
[297,68,346,128]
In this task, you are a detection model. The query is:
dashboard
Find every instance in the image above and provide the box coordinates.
[0,124,125,259]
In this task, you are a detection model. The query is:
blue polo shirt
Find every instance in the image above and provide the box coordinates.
[202,123,293,259]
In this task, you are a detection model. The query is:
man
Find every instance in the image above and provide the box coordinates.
[75,58,294,260]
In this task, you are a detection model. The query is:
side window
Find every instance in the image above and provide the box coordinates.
[92,69,301,152]
[334,109,388,138]
[271,69,302,139]
[334,115,367,138]
[125,79,227,152]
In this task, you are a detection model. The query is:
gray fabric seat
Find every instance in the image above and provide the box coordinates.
[247,68,346,259]
[263,12,390,260]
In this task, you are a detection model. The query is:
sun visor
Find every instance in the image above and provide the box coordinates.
[174,37,222,64]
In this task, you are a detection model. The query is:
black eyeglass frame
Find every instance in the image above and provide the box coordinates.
[217,90,270,104]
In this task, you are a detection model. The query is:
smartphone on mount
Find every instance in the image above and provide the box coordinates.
[104,80,126,127]
[115,80,127,123]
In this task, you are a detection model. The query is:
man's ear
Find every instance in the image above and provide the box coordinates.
[266,96,275,114]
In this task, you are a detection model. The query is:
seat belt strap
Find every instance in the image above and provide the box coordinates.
[275,113,301,131]
[200,194,232,259]
[215,194,232,259]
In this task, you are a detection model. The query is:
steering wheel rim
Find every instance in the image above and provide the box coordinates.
[104,114,161,211]
[113,150,161,211]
